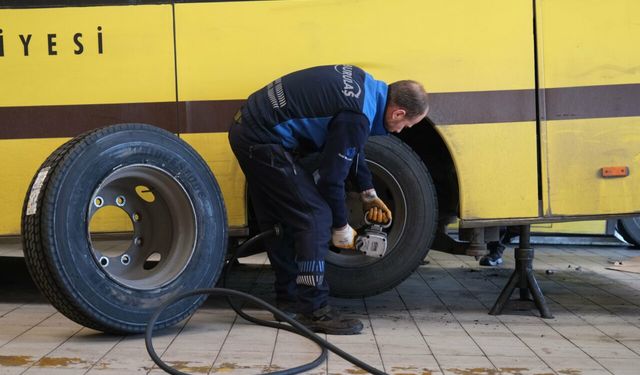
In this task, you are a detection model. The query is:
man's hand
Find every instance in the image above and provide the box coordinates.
[332,224,358,249]
[366,206,391,224]
[361,189,392,224]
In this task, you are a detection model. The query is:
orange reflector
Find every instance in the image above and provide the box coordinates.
[601,166,629,178]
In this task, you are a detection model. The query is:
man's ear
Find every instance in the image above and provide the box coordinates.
[393,108,407,119]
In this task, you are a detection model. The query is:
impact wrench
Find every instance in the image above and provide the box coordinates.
[145,225,388,375]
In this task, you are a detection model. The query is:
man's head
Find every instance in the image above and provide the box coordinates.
[384,80,429,133]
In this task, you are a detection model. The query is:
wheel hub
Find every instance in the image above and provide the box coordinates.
[325,160,407,267]
[87,164,197,290]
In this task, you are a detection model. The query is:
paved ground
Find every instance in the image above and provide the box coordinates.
[1,237,640,375]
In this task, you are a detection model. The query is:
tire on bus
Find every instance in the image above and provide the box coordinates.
[617,217,640,249]
[21,124,227,334]
[325,135,438,297]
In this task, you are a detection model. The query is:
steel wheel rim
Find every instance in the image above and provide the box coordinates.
[87,164,197,290]
[325,160,407,267]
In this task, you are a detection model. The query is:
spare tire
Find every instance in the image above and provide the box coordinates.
[21,124,227,334]
[325,136,437,297]
[618,217,640,249]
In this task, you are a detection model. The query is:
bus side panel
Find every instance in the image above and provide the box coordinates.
[0,5,176,106]
[175,0,538,221]
[0,138,67,235]
[538,0,640,216]
[438,122,538,219]
[0,5,177,236]
[179,133,247,228]
[531,220,607,235]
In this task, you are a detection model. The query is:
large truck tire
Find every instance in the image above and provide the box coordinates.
[326,136,438,297]
[617,217,640,248]
[21,124,227,334]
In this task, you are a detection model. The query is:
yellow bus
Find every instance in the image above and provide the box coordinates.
[2,0,639,332]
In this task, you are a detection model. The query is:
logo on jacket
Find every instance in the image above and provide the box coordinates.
[335,65,362,99]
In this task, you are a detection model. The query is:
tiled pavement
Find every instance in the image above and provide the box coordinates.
[2,237,640,375]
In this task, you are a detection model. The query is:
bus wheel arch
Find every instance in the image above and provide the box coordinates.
[395,117,460,228]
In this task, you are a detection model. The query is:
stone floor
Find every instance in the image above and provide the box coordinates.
[1,237,640,375]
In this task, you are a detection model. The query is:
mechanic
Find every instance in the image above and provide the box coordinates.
[479,226,519,266]
[228,65,429,335]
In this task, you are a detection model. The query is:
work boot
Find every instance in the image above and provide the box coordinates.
[272,299,297,322]
[479,242,505,266]
[297,306,363,335]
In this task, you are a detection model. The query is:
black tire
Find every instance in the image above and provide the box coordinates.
[325,136,438,297]
[21,124,227,334]
[618,217,640,248]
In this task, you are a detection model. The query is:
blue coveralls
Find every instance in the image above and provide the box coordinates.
[228,65,389,313]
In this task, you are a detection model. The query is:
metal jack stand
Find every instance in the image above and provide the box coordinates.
[489,225,553,319]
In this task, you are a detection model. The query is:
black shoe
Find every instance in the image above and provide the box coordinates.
[479,243,505,266]
[297,306,363,335]
[273,300,297,322]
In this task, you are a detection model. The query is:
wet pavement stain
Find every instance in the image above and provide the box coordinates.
[390,366,420,375]
[36,356,89,367]
[263,364,285,372]
[91,362,111,370]
[0,355,33,366]
[446,368,530,375]
[167,361,212,374]
[500,368,533,375]
[210,362,284,374]
[346,368,368,374]
[391,366,418,371]
[210,362,253,373]
[388,365,436,375]
[558,370,582,375]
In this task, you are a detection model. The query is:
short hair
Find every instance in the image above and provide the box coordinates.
[387,80,429,118]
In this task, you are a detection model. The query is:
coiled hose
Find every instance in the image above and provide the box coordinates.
[145,226,387,375]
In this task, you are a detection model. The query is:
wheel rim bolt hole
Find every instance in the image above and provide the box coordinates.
[116,195,126,207]
[134,237,143,247]
[99,257,109,267]
[94,196,104,208]
[121,254,130,265]
[132,212,141,222]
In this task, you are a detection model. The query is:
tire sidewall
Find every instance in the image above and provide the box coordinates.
[326,136,437,296]
[42,125,226,330]
[619,217,640,248]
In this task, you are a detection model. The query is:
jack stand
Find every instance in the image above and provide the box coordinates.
[489,225,553,319]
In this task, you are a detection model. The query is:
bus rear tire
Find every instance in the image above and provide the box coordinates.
[325,136,438,298]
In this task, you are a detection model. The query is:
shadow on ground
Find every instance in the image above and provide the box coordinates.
[0,256,44,303]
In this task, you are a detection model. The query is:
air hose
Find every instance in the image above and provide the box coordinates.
[145,226,388,375]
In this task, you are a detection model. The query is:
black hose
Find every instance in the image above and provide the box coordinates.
[220,226,327,375]
[145,226,388,375]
